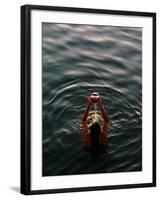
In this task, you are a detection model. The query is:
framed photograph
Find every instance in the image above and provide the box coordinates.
[21,4,156,195]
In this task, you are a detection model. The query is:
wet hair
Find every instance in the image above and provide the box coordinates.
[90,122,101,146]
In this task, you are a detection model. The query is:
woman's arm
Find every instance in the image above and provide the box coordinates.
[97,99,109,123]
[82,97,92,149]
[97,98,109,146]
[82,98,92,122]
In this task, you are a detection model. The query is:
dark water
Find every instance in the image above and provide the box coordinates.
[42,23,142,176]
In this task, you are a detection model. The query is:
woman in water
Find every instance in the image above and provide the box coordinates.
[82,93,109,154]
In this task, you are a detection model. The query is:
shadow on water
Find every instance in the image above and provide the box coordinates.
[9,186,19,193]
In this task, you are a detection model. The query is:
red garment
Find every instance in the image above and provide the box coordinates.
[82,101,109,150]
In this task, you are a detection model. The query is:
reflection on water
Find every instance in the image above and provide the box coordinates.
[42,23,142,176]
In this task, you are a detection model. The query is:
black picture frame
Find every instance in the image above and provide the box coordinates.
[21,4,156,195]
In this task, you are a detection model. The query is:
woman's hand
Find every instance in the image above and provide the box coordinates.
[88,93,103,104]
[96,96,103,106]
[88,96,93,104]
[90,94,100,103]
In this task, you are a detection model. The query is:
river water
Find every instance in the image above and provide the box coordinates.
[42,23,142,176]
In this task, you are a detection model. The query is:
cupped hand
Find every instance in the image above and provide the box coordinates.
[96,96,103,105]
[88,96,93,104]
[88,94,103,104]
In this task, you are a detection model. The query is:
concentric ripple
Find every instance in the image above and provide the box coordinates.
[42,23,142,176]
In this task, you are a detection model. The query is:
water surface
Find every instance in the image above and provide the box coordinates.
[42,23,142,176]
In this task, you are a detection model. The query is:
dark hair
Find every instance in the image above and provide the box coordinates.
[90,122,101,146]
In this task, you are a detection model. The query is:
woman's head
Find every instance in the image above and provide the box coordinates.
[90,122,101,135]
[90,122,101,152]
[90,122,101,138]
